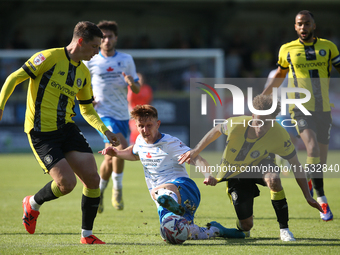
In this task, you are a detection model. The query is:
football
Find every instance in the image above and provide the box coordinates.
[160,215,189,244]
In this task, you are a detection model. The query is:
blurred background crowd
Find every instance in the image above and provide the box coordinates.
[1,0,340,92]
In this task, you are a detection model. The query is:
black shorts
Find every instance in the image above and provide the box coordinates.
[28,123,92,173]
[293,109,332,144]
[227,159,276,220]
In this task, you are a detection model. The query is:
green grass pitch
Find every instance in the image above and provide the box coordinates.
[0,151,339,254]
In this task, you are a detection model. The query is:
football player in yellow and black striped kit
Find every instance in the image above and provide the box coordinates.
[180,95,322,241]
[0,21,119,244]
[263,10,340,221]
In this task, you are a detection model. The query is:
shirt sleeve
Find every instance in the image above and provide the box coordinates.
[273,126,296,159]
[277,44,289,69]
[22,50,53,79]
[78,103,108,134]
[329,41,340,67]
[127,55,139,82]
[76,71,93,103]
[77,72,108,134]
[132,138,141,155]
[0,68,30,110]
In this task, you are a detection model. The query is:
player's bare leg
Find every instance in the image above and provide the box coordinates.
[152,184,185,216]
[97,145,113,213]
[111,133,128,210]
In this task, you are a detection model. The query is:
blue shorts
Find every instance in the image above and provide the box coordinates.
[158,177,200,224]
[97,117,129,143]
[276,115,298,137]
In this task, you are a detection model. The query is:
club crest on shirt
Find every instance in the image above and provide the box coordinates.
[250,150,260,159]
[77,78,82,87]
[33,53,46,66]
[319,49,326,56]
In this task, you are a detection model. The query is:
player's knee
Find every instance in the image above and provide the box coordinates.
[58,178,77,195]
[104,155,113,165]
[306,142,320,156]
[265,174,282,191]
[85,172,100,188]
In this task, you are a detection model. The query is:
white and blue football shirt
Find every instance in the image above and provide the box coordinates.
[84,51,139,120]
[132,133,190,191]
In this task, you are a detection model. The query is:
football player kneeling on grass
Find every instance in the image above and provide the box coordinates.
[100,105,245,243]
[179,94,323,242]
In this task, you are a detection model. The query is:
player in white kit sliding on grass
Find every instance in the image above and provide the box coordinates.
[99,104,245,241]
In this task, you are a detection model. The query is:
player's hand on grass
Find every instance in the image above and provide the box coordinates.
[203,176,217,186]
[307,197,323,212]
[98,146,118,157]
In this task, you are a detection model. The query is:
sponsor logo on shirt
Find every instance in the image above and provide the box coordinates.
[284,140,292,148]
[295,62,326,68]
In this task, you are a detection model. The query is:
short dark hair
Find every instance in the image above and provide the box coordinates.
[252,94,281,118]
[73,21,103,42]
[97,20,118,36]
[296,10,315,21]
[130,105,158,121]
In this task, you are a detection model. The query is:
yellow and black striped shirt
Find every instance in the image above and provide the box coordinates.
[216,116,296,181]
[21,47,94,132]
[278,38,340,112]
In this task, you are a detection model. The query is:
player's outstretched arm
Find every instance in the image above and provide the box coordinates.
[288,154,323,212]
[0,68,30,119]
[262,67,288,95]
[99,145,139,161]
[179,151,217,186]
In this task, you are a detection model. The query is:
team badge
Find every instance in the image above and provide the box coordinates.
[250,150,260,159]
[44,155,53,165]
[298,119,307,128]
[33,53,46,66]
[231,192,238,202]
[319,49,326,56]
[77,78,82,87]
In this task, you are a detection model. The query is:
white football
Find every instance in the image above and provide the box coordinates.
[160,215,189,244]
